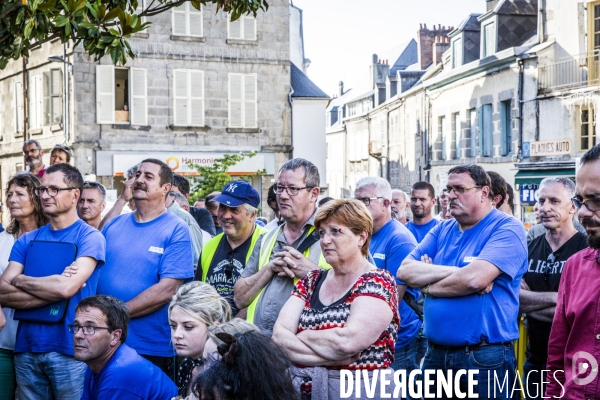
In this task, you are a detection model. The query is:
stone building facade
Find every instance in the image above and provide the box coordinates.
[0,0,309,220]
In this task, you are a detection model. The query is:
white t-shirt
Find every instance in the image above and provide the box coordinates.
[0,230,17,350]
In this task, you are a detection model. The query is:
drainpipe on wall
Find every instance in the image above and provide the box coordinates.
[517,59,525,161]
[288,84,294,158]
[22,57,28,146]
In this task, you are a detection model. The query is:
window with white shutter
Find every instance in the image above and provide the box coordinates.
[173,69,204,127]
[44,69,63,125]
[227,16,256,40]
[228,73,257,128]
[129,68,147,126]
[15,81,23,133]
[96,65,115,124]
[28,75,43,130]
[172,3,203,36]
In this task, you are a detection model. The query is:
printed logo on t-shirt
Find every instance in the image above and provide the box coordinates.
[148,246,164,254]
[373,253,386,260]
[463,256,477,263]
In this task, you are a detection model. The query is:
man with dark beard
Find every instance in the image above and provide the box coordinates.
[21,140,46,177]
[546,145,600,398]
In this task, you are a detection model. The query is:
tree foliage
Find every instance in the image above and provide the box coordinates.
[188,151,265,203]
[0,0,268,69]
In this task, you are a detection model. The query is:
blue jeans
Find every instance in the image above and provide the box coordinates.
[422,342,517,400]
[15,352,87,400]
[392,334,422,400]
[523,359,546,399]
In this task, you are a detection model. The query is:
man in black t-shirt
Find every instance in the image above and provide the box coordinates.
[195,181,265,317]
[520,177,588,399]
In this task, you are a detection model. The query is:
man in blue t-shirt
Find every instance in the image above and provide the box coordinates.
[399,164,527,399]
[405,181,440,243]
[0,163,106,400]
[97,159,193,379]
[73,295,177,399]
[355,177,421,392]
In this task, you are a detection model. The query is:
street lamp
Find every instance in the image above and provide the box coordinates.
[48,44,73,144]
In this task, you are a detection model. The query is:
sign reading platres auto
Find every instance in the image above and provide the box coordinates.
[529,139,571,157]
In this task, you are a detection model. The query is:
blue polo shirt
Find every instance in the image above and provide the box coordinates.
[370,219,420,349]
[98,212,193,357]
[405,219,439,243]
[407,209,527,346]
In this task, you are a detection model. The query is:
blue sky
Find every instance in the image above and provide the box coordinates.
[291,0,486,96]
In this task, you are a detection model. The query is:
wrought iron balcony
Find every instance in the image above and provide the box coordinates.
[538,50,600,93]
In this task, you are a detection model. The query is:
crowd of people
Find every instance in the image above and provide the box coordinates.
[0,139,600,399]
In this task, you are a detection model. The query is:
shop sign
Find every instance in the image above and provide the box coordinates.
[529,139,571,157]
[520,184,539,203]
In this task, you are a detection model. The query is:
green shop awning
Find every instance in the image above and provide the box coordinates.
[514,169,576,185]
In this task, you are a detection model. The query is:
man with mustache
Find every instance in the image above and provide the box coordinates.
[96,159,193,379]
[398,164,528,399]
[234,158,328,335]
[546,145,600,398]
[195,181,266,317]
[21,140,46,177]
[519,177,587,399]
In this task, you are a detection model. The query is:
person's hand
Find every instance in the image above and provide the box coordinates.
[120,176,135,202]
[61,262,78,277]
[420,254,433,264]
[274,246,318,279]
[478,281,494,294]
[268,257,295,279]
[0,308,5,331]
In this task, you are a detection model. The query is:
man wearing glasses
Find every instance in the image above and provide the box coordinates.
[519,177,587,399]
[20,139,47,177]
[546,145,600,398]
[0,163,106,399]
[196,181,266,317]
[78,181,107,230]
[234,158,329,335]
[399,164,528,399]
[71,295,177,398]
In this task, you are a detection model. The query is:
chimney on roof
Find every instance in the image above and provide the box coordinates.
[338,81,344,97]
[417,23,454,70]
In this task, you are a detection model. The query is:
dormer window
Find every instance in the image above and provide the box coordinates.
[452,37,463,68]
[482,22,495,57]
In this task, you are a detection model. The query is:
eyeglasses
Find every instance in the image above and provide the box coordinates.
[542,253,556,281]
[34,186,77,197]
[24,148,41,154]
[68,324,112,335]
[355,197,383,206]
[275,185,313,196]
[225,252,235,280]
[572,197,600,212]
[317,227,345,238]
[445,185,481,195]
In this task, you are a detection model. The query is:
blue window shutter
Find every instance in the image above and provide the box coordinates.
[478,106,484,156]
[483,104,493,157]
[500,102,507,156]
